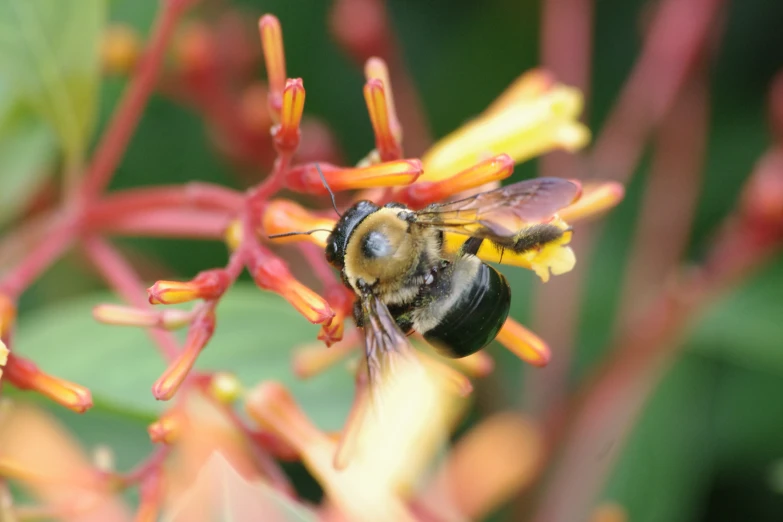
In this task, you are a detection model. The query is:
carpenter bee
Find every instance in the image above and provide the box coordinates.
[311,170,582,387]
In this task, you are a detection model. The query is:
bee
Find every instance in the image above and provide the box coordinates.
[270,167,581,388]
[313,169,581,387]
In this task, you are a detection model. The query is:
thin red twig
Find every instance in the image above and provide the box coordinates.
[80,0,197,201]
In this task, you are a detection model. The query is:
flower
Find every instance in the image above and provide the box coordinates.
[4,354,93,413]
[248,253,335,325]
[245,363,547,521]
[419,73,590,181]
[147,269,231,305]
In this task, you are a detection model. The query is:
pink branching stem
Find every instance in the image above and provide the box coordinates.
[589,0,724,183]
[90,183,245,217]
[82,236,180,362]
[96,209,231,240]
[616,67,710,328]
[79,0,197,202]
[0,219,77,300]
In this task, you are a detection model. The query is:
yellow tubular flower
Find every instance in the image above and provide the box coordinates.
[421,84,590,181]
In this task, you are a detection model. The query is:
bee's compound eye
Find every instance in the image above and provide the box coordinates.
[361,230,393,259]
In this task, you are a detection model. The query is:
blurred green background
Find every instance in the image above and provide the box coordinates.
[2,0,783,520]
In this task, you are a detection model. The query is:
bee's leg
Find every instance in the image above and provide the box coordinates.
[460,236,484,256]
[511,223,565,253]
[352,299,364,327]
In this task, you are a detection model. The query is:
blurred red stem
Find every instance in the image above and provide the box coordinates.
[91,184,244,217]
[79,0,195,201]
[590,0,724,182]
[97,209,231,240]
[525,0,595,417]
[81,236,180,362]
[616,67,709,328]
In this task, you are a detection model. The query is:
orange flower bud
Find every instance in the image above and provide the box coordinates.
[101,24,141,75]
[558,181,625,223]
[272,78,305,152]
[0,293,17,339]
[403,154,515,206]
[317,286,354,345]
[495,318,550,367]
[4,354,93,413]
[448,351,495,378]
[365,57,401,142]
[259,15,287,120]
[148,269,231,305]
[250,254,334,324]
[364,79,401,161]
[92,304,192,330]
[148,409,187,444]
[286,160,423,194]
[152,312,216,401]
[263,199,336,248]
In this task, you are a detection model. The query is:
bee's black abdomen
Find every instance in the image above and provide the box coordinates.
[422,261,511,358]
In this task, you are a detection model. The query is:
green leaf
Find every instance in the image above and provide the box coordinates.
[15,284,356,431]
[686,257,783,375]
[0,0,106,165]
[0,97,56,226]
[600,356,717,522]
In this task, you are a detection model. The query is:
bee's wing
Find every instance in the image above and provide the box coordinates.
[413,177,581,238]
[358,292,414,388]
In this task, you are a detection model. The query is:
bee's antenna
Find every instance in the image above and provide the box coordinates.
[268,228,333,240]
[315,163,342,217]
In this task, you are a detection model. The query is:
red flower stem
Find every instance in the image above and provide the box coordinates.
[615,67,709,328]
[90,183,245,217]
[96,209,231,240]
[79,0,195,202]
[0,219,77,299]
[81,236,180,362]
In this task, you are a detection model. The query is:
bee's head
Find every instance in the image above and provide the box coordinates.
[325,200,380,269]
